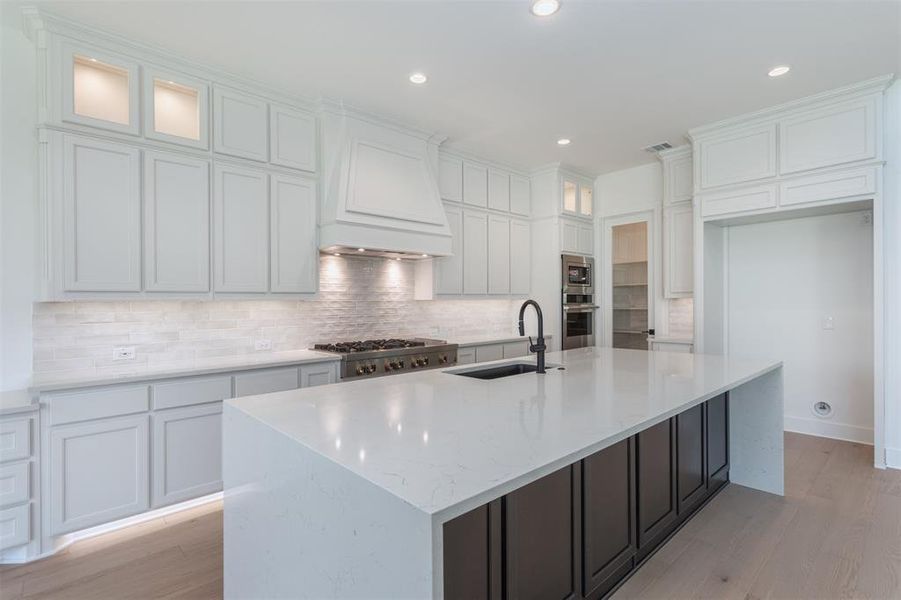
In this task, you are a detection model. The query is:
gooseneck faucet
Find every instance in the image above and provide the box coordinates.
[518,299,546,374]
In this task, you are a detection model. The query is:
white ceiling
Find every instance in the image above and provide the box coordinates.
[27,0,901,175]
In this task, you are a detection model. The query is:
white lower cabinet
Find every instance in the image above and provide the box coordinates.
[299,363,337,387]
[0,463,30,508]
[502,341,529,358]
[457,348,476,365]
[0,505,30,551]
[234,367,300,397]
[152,403,222,508]
[475,344,504,363]
[50,414,150,534]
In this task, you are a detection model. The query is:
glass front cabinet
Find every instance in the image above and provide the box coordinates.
[561,175,594,218]
[143,68,209,149]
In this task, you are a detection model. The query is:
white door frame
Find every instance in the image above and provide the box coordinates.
[601,209,658,347]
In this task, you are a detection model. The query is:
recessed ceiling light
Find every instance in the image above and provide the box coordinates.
[531,0,560,17]
[409,72,428,85]
[768,65,791,77]
[557,138,571,146]
[357,248,366,252]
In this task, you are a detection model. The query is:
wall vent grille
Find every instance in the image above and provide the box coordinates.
[642,141,673,153]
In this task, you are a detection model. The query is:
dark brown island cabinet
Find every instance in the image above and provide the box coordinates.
[443,393,729,600]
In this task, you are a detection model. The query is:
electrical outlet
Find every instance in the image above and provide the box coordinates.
[823,316,834,331]
[113,347,136,361]
[254,339,272,351]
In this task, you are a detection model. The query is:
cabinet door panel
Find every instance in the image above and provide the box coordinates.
[443,502,502,600]
[505,466,577,600]
[474,344,503,363]
[487,169,510,212]
[152,403,222,508]
[561,220,579,254]
[213,165,269,292]
[63,136,141,291]
[487,216,510,294]
[213,87,268,161]
[436,205,464,294]
[578,224,594,256]
[510,219,531,295]
[677,404,706,514]
[707,393,729,491]
[270,175,317,293]
[269,104,316,172]
[463,163,488,207]
[636,418,677,557]
[582,438,636,600]
[144,152,210,292]
[50,415,149,534]
[510,174,531,216]
[698,125,777,189]
[299,363,337,387]
[663,205,693,298]
[463,211,488,294]
[439,156,463,202]
[665,153,693,205]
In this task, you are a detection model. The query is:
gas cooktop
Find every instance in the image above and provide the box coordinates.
[311,338,458,379]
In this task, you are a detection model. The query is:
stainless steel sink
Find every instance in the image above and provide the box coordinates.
[449,362,541,380]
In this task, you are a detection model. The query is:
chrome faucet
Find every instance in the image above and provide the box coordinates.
[518,299,546,374]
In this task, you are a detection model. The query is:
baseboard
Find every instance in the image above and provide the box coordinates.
[886,447,901,470]
[784,415,874,445]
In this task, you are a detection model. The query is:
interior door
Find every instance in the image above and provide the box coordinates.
[603,212,656,349]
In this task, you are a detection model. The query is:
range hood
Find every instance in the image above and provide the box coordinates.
[319,104,452,257]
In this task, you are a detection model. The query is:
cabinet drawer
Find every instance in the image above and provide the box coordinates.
[457,349,476,365]
[779,166,877,208]
[0,463,30,508]
[502,341,529,359]
[299,363,337,387]
[475,344,503,363]
[152,376,232,410]
[47,385,149,426]
[0,418,31,463]
[0,504,30,550]
[234,367,300,397]
[700,184,777,218]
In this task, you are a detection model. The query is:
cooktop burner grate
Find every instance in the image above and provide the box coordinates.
[313,338,427,353]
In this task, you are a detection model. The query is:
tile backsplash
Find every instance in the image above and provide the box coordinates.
[33,255,522,380]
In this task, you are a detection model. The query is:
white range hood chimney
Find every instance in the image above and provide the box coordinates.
[319,104,452,257]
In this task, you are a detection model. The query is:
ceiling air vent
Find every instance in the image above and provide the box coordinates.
[642,141,673,153]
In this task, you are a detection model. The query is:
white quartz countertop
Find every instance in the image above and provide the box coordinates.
[30,349,341,393]
[227,347,781,519]
[0,390,38,415]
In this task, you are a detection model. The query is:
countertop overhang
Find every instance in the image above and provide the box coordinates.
[226,347,782,519]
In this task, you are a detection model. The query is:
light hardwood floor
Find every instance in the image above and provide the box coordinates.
[1,433,899,600]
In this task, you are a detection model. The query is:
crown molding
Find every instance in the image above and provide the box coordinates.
[688,74,895,140]
[656,144,692,160]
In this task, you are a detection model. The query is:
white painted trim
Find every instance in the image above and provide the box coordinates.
[886,447,901,470]
[784,416,874,446]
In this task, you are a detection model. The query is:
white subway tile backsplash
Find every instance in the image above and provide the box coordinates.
[33,255,521,380]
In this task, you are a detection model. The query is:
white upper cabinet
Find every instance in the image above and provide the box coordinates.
[577,222,594,255]
[779,97,877,174]
[269,104,316,172]
[560,219,579,254]
[462,210,488,294]
[510,219,531,295]
[143,152,210,292]
[697,124,777,190]
[487,215,510,294]
[488,169,510,212]
[63,135,141,292]
[663,204,693,298]
[143,68,209,149]
[510,174,531,216]
[62,43,139,135]
[579,183,593,217]
[439,155,463,202]
[213,86,268,162]
[436,204,464,294]
[270,174,317,293]
[463,162,488,207]
[662,147,693,205]
[213,164,269,292]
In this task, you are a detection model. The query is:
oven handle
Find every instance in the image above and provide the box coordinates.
[563,305,599,312]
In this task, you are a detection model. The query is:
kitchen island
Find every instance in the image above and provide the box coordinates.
[223,347,783,599]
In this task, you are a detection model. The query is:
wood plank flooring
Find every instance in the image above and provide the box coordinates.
[1,433,899,599]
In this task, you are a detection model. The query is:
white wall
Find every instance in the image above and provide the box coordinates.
[727,211,874,444]
[884,80,901,467]
[0,5,36,391]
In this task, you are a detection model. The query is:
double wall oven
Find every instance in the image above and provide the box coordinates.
[561,254,597,350]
